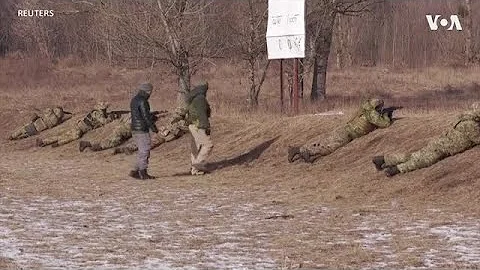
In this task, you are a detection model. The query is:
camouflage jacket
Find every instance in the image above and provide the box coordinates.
[437,111,480,155]
[76,109,114,133]
[345,99,391,138]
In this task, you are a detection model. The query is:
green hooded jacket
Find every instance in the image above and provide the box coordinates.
[186,83,211,129]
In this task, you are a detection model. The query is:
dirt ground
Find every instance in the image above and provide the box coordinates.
[1,64,480,269]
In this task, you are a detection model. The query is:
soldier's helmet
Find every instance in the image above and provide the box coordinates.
[369,98,384,110]
[94,101,109,111]
[471,102,480,111]
[52,107,64,118]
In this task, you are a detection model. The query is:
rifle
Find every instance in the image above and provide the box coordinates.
[152,110,169,121]
[382,106,403,119]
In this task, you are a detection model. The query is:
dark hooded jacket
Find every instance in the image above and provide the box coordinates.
[130,90,158,133]
[186,83,211,129]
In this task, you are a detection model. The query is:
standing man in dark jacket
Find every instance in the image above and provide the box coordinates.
[129,82,158,180]
[186,82,213,175]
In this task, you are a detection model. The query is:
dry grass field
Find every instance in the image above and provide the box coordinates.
[1,58,480,269]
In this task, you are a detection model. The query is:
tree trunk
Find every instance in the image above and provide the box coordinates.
[465,0,473,65]
[311,11,336,101]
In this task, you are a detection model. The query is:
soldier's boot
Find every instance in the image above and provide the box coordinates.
[191,167,205,176]
[79,141,91,152]
[36,138,45,147]
[129,170,140,179]
[90,143,103,152]
[372,156,386,171]
[385,166,400,177]
[300,150,314,163]
[138,169,156,180]
[192,162,209,174]
[51,142,60,148]
[287,146,301,163]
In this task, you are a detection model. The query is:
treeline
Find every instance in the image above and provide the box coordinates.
[0,0,478,104]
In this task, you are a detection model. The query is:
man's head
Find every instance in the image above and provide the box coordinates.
[369,98,384,111]
[52,107,64,118]
[138,82,153,98]
[471,102,480,111]
[94,101,109,114]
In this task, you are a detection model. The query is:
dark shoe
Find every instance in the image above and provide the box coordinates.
[300,150,314,163]
[90,143,103,151]
[138,169,156,180]
[113,148,122,155]
[385,166,400,177]
[79,141,91,152]
[51,142,60,148]
[287,146,300,163]
[129,170,140,179]
[372,155,386,171]
[192,162,209,172]
[36,138,44,147]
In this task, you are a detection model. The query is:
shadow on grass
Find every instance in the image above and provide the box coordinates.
[171,136,279,177]
[206,136,279,171]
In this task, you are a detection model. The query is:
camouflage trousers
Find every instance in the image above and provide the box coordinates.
[113,124,184,155]
[41,128,83,146]
[384,137,472,173]
[9,123,38,140]
[189,125,213,174]
[113,134,166,155]
[300,127,352,157]
[94,126,131,151]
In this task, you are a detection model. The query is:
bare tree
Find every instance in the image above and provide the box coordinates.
[307,0,380,101]
[228,0,270,108]
[461,0,474,65]
[100,0,219,111]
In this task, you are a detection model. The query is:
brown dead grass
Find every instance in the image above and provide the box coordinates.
[1,60,480,268]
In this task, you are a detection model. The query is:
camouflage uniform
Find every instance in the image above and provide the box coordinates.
[382,109,480,174]
[9,107,71,140]
[79,114,132,152]
[113,117,188,155]
[38,102,115,147]
[298,99,391,161]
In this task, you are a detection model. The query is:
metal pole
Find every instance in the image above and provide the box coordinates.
[280,59,284,113]
[293,58,299,114]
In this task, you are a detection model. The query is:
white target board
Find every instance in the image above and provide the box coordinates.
[266,0,305,59]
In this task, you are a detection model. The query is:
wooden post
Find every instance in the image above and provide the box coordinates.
[280,59,284,113]
[293,58,299,114]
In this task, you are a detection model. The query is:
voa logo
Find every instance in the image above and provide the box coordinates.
[426,15,462,31]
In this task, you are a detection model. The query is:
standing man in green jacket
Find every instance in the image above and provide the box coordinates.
[186,82,213,175]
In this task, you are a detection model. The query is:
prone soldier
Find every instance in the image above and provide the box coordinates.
[9,107,72,140]
[112,110,188,155]
[373,103,480,177]
[288,98,394,163]
[78,110,169,152]
[36,102,117,147]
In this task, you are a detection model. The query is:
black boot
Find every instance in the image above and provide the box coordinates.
[287,146,300,163]
[51,142,60,148]
[372,155,386,171]
[129,170,140,179]
[79,141,91,152]
[300,150,314,163]
[36,138,45,147]
[138,169,156,180]
[90,143,103,151]
[385,166,400,177]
